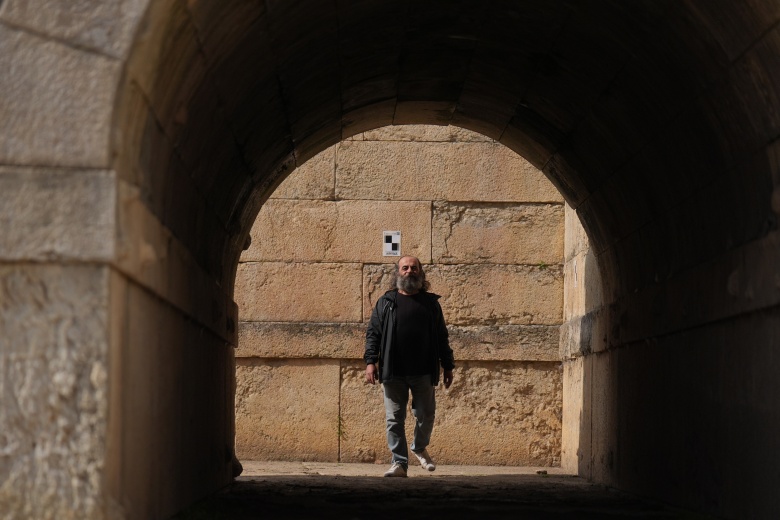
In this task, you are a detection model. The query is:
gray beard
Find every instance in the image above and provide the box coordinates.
[397,274,423,293]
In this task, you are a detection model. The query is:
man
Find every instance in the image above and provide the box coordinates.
[365,255,455,478]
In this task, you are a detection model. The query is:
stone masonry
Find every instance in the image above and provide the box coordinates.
[234,125,565,467]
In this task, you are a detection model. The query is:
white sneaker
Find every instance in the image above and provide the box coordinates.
[383,462,408,477]
[412,449,436,471]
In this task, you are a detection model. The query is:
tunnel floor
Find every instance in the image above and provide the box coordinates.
[171,462,714,519]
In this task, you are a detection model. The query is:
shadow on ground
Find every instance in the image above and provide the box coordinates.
[172,473,715,519]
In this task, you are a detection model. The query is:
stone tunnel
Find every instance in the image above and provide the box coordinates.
[1,1,779,518]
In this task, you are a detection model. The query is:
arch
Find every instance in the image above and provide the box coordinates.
[2,1,780,518]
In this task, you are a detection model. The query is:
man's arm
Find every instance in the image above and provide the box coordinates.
[364,300,383,384]
[435,301,455,388]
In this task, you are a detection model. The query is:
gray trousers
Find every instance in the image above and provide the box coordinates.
[382,375,436,467]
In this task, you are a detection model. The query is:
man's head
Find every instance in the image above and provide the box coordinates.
[390,255,430,293]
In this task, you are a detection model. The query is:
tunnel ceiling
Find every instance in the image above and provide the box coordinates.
[126,0,780,293]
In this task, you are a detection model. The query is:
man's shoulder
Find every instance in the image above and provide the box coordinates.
[376,289,397,306]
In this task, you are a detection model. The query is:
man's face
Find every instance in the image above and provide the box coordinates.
[398,257,421,278]
[396,256,423,293]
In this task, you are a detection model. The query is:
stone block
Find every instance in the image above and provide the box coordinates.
[564,203,591,261]
[561,357,584,473]
[335,140,562,203]
[237,322,365,359]
[433,202,564,265]
[363,264,563,325]
[0,0,144,58]
[563,248,603,321]
[449,325,560,362]
[235,360,340,461]
[240,199,431,263]
[236,262,363,322]
[431,361,562,466]
[271,145,335,200]
[0,167,115,261]
[115,280,234,519]
[0,25,120,167]
[359,124,494,142]
[339,362,393,464]
[0,264,110,519]
[341,361,563,466]
[589,351,617,485]
[115,180,236,345]
[340,359,563,467]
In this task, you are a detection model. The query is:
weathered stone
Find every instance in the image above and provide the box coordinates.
[112,280,235,519]
[359,124,494,142]
[336,140,562,203]
[449,325,560,362]
[338,362,393,464]
[236,262,363,322]
[115,180,236,344]
[561,357,585,474]
[433,202,564,265]
[237,323,560,363]
[0,264,109,520]
[434,361,562,466]
[340,361,563,466]
[364,264,563,325]
[564,203,590,262]
[237,322,365,359]
[0,167,115,261]
[0,25,120,167]
[235,360,340,461]
[240,200,431,263]
[563,249,603,321]
[0,0,144,58]
[270,145,335,200]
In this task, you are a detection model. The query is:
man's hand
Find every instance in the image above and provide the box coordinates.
[365,363,379,384]
[443,370,454,389]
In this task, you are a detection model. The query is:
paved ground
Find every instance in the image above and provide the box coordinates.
[172,461,715,519]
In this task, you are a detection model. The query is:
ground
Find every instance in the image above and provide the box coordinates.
[171,462,715,519]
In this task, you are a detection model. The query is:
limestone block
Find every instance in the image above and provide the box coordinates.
[564,203,590,261]
[0,264,109,519]
[449,325,560,362]
[114,281,234,519]
[0,168,115,261]
[271,146,335,200]
[561,357,584,473]
[336,140,562,203]
[432,202,564,265]
[363,264,563,325]
[339,362,393,464]
[0,25,120,167]
[237,322,365,359]
[435,361,562,466]
[589,351,617,484]
[563,247,603,322]
[340,361,563,466]
[359,124,494,142]
[236,262,363,322]
[240,200,431,263]
[115,180,236,344]
[235,360,340,461]
[0,0,145,58]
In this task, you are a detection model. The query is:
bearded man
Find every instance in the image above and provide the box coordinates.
[364,255,455,477]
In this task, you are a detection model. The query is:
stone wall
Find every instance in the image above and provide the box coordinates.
[234,125,565,467]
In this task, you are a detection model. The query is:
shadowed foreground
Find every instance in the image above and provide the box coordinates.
[171,463,712,519]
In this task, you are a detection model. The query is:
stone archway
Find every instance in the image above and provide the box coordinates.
[3,1,780,519]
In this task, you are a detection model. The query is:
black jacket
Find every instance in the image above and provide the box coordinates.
[364,289,455,385]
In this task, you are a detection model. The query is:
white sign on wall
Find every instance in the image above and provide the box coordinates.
[383,231,401,256]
